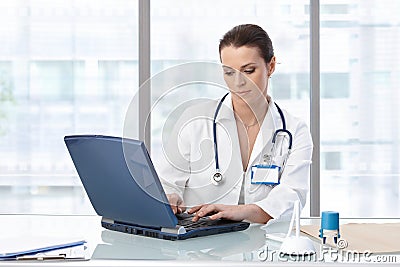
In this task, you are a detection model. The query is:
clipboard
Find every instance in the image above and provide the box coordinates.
[0,237,87,261]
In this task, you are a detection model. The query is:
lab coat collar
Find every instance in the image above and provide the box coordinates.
[214,93,281,129]
[214,93,283,171]
[214,93,235,122]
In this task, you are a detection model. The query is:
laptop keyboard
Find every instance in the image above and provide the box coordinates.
[175,213,235,231]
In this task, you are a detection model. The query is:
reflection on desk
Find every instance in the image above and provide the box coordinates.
[92,224,267,261]
[1,215,399,266]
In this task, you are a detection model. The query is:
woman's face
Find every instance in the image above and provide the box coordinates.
[220,45,275,105]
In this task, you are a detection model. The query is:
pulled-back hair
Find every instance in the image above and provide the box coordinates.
[219,24,274,65]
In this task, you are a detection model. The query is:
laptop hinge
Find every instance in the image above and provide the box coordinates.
[161,225,186,235]
[102,217,115,224]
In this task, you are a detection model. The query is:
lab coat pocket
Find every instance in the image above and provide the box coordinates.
[248,180,271,196]
[248,182,271,203]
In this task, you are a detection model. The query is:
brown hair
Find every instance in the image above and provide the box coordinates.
[219,24,274,65]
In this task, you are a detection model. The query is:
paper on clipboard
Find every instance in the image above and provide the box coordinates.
[0,236,86,260]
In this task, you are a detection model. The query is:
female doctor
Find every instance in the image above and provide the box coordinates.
[158,24,313,224]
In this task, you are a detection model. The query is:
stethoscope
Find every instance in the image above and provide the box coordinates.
[212,92,293,186]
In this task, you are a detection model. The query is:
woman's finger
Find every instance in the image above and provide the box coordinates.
[187,205,203,214]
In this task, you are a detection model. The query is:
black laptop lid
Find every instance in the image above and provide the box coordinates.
[64,135,178,229]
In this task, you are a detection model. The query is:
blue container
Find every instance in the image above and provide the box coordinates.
[319,211,340,244]
[321,211,339,230]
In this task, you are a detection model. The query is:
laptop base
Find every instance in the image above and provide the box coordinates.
[101,218,250,241]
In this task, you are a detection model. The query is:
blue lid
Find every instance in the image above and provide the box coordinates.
[321,211,339,230]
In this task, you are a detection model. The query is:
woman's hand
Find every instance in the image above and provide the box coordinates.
[187,204,272,224]
[166,193,186,214]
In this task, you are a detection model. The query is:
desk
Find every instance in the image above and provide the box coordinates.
[0,215,399,266]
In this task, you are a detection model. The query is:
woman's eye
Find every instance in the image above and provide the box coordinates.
[244,68,255,74]
[224,71,234,76]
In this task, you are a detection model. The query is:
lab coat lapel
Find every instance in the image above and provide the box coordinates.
[247,100,280,170]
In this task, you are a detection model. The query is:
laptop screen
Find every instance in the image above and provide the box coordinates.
[64,135,178,229]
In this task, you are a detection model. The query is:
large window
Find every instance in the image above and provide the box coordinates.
[320,0,400,217]
[1,1,399,218]
[0,0,138,214]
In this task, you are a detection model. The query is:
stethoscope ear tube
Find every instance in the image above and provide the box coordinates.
[272,129,293,150]
[212,93,229,185]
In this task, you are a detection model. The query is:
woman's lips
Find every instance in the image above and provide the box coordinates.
[233,90,251,96]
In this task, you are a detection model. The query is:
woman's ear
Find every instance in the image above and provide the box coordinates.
[268,56,276,77]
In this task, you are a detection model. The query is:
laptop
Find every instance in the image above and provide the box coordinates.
[64,135,250,241]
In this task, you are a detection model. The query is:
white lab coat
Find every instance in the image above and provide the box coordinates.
[156,94,313,220]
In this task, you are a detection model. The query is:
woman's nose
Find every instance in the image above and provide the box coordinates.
[235,72,246,87]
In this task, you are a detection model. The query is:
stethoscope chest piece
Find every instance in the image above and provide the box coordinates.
[212,171,223,186]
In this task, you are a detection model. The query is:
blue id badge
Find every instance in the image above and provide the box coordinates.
[251,165,281,185]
